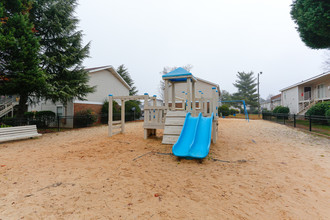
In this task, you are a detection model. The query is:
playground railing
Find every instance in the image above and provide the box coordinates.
[143,106,167,129]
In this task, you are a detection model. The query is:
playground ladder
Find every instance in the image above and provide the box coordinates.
[162,110,186,144]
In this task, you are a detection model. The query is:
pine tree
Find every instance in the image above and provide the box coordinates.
[0,0,46,117]
[232,72,258,108]
[291,0,330,49]
[116,64,138,96]
[30,0,94,104]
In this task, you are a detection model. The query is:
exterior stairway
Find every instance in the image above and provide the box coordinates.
[298,100,316,115]
[162,110,186,145]
[0,99,18,118]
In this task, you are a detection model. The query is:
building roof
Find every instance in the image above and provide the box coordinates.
[271,94,281,101]
[280,71,330,92]
[85,65,131,90]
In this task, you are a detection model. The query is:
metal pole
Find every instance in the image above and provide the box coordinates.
[309,115,312,131]
[258,72,262,118]
[294,114,296,127]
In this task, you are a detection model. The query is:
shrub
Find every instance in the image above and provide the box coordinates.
[305,101,330,116]
[24,111,35,119]
[74,109,97,128]
[125,100,142,121]
[229,108,238,115]
[326,109,330,124]
[101,100,121,123]
[0,124,11,128]
[273,106,290,114]
[35,111,56,128]
[218,105,229,116]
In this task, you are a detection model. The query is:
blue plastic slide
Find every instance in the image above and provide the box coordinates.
[172,112,214,159]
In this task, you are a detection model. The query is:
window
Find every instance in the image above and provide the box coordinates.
[56,106,63,116]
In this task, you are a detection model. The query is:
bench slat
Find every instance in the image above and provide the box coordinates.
[0,132,40,139]
[0,134,41,142]
[0,125,37,132]
[0,125,41,143]
[0,129,38,135]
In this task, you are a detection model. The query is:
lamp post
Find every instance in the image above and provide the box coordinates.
[258,71,262,117]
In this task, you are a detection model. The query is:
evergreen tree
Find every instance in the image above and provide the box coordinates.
[0,0,46,117]
[116,64,138,96]
[291,0,330,49]
[232,72,258,108]
[30,0,94,104]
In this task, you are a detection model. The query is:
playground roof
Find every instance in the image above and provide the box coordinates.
[162,67,196,82]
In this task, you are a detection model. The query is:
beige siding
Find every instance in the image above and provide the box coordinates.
[82,69,129,103]
[281,87,299,114]
[168,80,219,101]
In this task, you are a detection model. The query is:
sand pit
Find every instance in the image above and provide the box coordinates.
[0,119,329,219]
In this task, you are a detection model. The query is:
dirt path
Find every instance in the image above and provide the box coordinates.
[0,119,329,219]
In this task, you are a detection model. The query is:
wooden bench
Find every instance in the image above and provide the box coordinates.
[0,125,42,143]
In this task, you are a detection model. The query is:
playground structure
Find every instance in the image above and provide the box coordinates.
[108,67,219,148]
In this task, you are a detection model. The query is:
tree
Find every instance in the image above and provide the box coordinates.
[116,64,138,96]
[232,72,258,108]
[220,90,232,101]
[29,0,94,104]
[0,0,47,117]
[158,64,193,99]
[291,0,330,49]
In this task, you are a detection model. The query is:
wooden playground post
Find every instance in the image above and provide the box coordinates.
[171,82,175,110]
[186,78,192,111]
[192,80,196,116]
[164,79,169,108]
[108,95,113,137]
[121,99,125,133]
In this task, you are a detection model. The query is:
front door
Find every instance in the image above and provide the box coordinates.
[304,87,311,100]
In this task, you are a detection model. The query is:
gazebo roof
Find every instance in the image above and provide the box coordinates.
[162,67,195,82]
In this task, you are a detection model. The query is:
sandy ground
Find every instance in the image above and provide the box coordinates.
[0,119,329,219]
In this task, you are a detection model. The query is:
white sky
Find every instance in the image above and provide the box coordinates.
[76,0,327,99]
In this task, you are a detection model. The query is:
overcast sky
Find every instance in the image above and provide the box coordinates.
[76,0,327,99]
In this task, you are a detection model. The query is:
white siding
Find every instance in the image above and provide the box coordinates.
[81,69,129,103]
[29,68,129,116]
[281,87,299,114]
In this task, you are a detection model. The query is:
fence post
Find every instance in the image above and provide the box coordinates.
[293,114,296,127]
[283,114,285,125]
[57,115,60,132]
[309,115,312,131]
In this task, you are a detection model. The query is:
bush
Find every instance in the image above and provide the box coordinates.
[218,105,229,116]
[74,109,97,128]
[35,111,56,128]
[305,101,330,116]
[24,111,35,119]
[0,124,11,128]
[229,108,238,115]
[101,100,142,123]
[101,100,121,123]
[273,106,290,114]
[326,109,330,124]
[125,100,142,121]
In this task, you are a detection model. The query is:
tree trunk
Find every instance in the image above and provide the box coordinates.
[17,94,28,118]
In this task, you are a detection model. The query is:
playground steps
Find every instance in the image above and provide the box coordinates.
[162,110,186,145]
